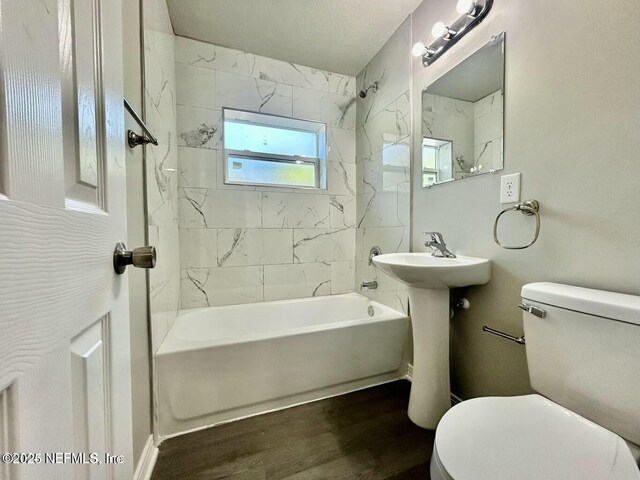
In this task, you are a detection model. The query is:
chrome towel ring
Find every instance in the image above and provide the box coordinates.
[493,200,540,249]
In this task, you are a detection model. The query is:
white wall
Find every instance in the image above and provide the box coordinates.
[174,37,358,307]
[411,0,640,398]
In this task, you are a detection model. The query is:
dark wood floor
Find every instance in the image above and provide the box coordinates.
[151,380,434,480]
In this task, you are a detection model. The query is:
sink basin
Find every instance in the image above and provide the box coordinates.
[372,253,490,289]
[371,252,491,429]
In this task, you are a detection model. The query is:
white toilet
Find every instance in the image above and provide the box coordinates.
[430,282,640,480]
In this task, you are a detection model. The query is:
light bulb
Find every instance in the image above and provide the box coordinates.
[456,0,475,15]
[431,21,448,38]
[412,42,427,57]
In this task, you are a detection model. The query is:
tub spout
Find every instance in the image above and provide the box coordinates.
[361,281,378,290]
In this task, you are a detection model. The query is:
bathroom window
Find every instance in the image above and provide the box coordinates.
[223,108,327,189]
[422,138,453,187]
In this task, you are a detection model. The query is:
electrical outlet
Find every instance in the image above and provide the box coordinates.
[500,173,521,204]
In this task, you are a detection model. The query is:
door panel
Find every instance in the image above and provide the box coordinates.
[0,0,133,478]
[73,0,101,190]
[71,318,110,480]
[61,0,106,207]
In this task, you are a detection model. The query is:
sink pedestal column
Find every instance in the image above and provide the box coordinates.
[407,286,451,429]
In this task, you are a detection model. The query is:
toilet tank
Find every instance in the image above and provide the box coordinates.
[522,282,640,445]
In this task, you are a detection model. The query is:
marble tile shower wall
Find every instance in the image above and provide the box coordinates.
[473,90,503,172]
[174,37,358,308]
[144,0,180,351]
[423,93,474,177]
[422,90,503,178]
[355,18,411,313]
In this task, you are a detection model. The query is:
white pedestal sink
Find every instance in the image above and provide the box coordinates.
[372,253,490,429]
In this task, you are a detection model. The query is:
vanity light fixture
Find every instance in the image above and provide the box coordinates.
[413,0,493,67]
[456,0,481,15]
[431,21,455,40]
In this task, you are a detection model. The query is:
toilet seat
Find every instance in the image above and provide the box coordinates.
[432,394,640,480]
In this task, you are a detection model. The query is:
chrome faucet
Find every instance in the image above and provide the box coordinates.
[361,281,378,290]
[424,232,456,258]
[368,246,382,265]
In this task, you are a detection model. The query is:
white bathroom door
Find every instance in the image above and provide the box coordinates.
[0,0,133,479]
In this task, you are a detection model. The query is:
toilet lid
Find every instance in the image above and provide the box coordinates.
[435,394,640,480]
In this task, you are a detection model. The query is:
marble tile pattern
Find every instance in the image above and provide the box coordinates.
[354,90,411,312]
[422,89,504,179]
[356,18,411,129]
[145,0,180,352]
[175,36,358,308]
[354,18,411,313]
[474,90,504,172]
[422,92,474,178]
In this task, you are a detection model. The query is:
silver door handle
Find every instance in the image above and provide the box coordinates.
[518,303,546,318]
[113,243,156,274]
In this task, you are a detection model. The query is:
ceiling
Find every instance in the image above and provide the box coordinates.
[165,0,423,76]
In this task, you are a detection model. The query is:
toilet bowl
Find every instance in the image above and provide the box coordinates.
[430,395,640,480]
[429,283,640,480]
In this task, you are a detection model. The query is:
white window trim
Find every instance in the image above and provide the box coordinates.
[422,168,439,187]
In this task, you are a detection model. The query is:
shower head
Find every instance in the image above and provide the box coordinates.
[359,81,379,98]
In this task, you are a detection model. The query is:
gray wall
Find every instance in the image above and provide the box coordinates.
[411,0,640,398]
[123,0,152,463]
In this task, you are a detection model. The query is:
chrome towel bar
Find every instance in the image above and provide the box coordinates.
[124,97,158,148]
[483,301,546,345]
[482,326,525,345]
[493,199,541,249]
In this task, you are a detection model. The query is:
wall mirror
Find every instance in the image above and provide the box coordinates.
[421,32,504,188]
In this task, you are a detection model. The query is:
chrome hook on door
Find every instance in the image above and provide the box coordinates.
[113,243,156,274]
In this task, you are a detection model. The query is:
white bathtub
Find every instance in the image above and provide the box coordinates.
[156,293,409,438]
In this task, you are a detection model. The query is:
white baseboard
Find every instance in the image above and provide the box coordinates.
[133,435,158,480]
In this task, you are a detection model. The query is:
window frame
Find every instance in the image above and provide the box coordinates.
[421,143,440,187]
[222,107,327,190]
[421,137,453,187]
